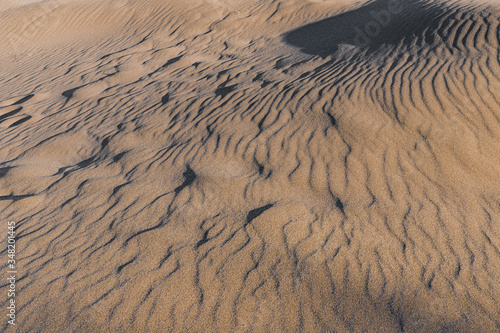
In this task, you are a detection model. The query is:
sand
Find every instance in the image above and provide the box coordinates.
[0,0,499,331]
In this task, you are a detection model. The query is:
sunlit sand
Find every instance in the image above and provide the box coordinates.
[1,0,499,331]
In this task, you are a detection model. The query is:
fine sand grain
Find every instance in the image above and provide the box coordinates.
[1,0,499,331]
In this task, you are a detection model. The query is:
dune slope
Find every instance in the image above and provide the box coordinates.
[1,0,500,331]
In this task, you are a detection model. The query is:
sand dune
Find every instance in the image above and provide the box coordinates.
[1,0,500,331]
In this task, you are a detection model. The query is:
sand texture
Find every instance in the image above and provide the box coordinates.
[1,0,500,331]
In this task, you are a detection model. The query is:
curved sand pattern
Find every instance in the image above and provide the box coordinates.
[1,0,500,331]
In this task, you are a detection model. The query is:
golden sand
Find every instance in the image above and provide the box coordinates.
[0,0,499,331]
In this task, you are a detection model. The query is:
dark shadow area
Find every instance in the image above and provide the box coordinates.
[8,115,31,128]
[62,87,80,99]
[0,167,13,179]
[174,164,196,194]
[284,0,450,57]
[13,94,34,105]
[215,84,237,99]
[300,257,495,332]
[246,203,274,226]
[0,107,22,123]
[0,194,35,201]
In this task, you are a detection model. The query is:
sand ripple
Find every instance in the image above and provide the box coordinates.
[0,0,499,331]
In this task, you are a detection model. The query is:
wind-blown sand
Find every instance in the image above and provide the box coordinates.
[1,0,499,331]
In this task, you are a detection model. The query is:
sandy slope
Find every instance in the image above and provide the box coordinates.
[0,0,499,331]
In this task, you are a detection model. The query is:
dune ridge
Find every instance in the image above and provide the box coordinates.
[1,0,499,331]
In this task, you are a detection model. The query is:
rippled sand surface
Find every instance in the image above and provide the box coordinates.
[1,0,499,331]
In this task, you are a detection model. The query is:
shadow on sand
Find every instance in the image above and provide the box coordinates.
[284,0,449,57]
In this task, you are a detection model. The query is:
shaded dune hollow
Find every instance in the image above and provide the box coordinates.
[284,0,458,56]
[0,0,499,332]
